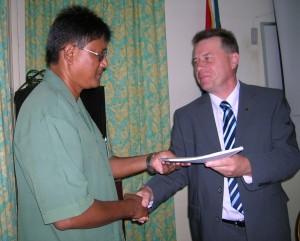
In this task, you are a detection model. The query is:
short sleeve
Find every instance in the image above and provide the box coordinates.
[18,112,93,224]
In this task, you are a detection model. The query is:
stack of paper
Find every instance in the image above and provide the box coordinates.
[160,146,244,164]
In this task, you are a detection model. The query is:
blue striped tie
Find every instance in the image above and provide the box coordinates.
[220,101,244,214]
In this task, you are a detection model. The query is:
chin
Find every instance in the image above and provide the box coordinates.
[92,78,101,88]
[198,82,208,91]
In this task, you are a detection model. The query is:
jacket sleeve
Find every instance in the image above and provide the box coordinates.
[243,91,300,191]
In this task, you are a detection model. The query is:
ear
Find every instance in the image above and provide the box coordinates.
[62,44,76,64]
[230,52,239,69]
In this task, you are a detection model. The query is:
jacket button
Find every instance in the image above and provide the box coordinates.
[218,187,223,193]
[215,216,220,222]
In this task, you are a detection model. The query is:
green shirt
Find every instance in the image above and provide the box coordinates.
[14,69,124,241]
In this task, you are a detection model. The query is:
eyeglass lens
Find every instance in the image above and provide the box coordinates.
[98,50,107,62]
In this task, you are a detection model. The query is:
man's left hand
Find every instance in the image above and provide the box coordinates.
[204,154,252,177]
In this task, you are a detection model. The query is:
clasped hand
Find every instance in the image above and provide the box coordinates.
[131,152,190,223]
[124,193,149,220]
[119,150,189,223]
[132,186,153,223]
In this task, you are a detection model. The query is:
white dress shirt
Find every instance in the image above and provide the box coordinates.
[209,81,251,221]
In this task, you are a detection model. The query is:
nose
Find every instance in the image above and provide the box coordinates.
[100,57,108,69]
[194,60,209,73]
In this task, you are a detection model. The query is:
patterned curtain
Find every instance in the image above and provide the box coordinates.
[25,1,175,240]
[0,0,18,240]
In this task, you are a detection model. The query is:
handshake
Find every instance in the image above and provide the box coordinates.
[123,151,190,223]
[123,186,152,223]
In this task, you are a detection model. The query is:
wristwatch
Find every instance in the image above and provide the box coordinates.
[146,153,156,174]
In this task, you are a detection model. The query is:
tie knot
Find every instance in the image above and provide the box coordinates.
[220,101,232,111]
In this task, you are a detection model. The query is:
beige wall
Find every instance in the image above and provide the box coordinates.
[165,0,299,241]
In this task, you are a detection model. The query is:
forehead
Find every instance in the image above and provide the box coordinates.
[193,37,222,55]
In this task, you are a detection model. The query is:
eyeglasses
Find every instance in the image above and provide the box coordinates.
[78,47,107,62]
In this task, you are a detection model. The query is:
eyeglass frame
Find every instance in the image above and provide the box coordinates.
[78,47,108,62]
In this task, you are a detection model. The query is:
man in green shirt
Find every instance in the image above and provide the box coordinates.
[14,5,179,241]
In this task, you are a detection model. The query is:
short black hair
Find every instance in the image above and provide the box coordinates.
[46,5,111,65]
[192,28,239,54]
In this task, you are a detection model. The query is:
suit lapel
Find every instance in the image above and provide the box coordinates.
[196,94,221,151]
[236,82,257,145]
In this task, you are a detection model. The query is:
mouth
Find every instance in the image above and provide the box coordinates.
[198,74,211,82]
[97,67,107,79]
[97,71,103,79]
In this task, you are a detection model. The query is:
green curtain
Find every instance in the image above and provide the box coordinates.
[0,1,18,240]
[102,2,175,241]
[25,0,175,240]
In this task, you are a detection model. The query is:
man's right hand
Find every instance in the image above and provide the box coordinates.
[123,193,148,220]
[136,186,153,208]
[131,186,153,223]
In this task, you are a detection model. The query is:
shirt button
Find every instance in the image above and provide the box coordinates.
[218,187,223,193]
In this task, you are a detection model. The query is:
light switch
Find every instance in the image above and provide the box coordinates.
[251,27,258,45]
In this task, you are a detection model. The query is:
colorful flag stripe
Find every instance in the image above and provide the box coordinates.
[205,0,221,29]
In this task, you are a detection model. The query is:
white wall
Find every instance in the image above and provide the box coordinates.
[165,1,298,241]
[9,0,25,92]
[164,1,202,239]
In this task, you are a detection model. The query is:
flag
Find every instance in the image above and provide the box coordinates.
[205,0,221,29]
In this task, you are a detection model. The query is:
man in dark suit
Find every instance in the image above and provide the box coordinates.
[136,28,300,241]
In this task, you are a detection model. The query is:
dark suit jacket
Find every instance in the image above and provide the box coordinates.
[147,82,300,241]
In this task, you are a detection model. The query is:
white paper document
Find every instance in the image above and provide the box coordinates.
[160,146,244,164]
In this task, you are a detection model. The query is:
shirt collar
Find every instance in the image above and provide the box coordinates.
[43,69,81,113]
[209,81,240,115]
